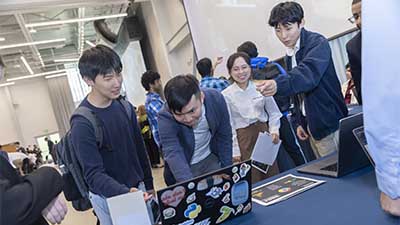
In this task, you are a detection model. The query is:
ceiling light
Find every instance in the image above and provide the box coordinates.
[0,82,15,87]
[7,69,68,82]
[25,13,128,28]
[20,56,34,75]
[45,73,68,79]
[54,58,79,63]
[0,38,66,50]
[85,40,96,47]
[0,37,5,41]
[29,29,37,33]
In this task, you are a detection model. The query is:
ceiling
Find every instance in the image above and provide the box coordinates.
[0,0,130,81]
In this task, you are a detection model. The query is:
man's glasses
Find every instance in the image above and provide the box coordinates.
[348,13,360,24]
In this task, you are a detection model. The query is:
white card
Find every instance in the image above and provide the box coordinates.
[107,191,151,225]
[251,132,281,166]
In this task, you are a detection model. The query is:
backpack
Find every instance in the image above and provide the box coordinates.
[250,56,287,80]
[56,99,133,211]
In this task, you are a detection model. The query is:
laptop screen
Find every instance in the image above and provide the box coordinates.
[353,126,375,167]
[156,160,252,225]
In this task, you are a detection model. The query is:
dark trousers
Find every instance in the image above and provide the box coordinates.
[279,116,305,167]
[144,137,161,166]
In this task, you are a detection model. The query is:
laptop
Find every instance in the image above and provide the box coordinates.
[156,160,252,225]
[297,112,371,177]
[353,126,375,167]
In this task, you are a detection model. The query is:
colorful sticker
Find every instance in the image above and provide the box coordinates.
[278,187,291,193]
[243,202,252,214]
[235,204,244,215]
[163,208,176,220]
[160,186,186,207]
[206,187,223,199]
[233,173,240,183]
[194,218,211,225]
[232,166,238,173]
[222,193,231,204]
[223,182,231,191]
[184,203,202,219]
[188,182,195,189]
[216,206,234,224]
[239,163,251,178]
[178,219,194,225]
[213,175,223,185]
[231,180,249,206]
[186,192,196,204]
[197,180,208,191]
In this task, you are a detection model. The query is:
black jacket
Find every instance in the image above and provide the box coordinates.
[346,32,362,104]
[275,28,348,140]
[0,157,63,225]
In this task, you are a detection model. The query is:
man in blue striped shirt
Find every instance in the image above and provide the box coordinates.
[197,57,230,92]
[141,71,164,147]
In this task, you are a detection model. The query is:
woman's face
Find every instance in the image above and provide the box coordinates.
[229,57,251,87]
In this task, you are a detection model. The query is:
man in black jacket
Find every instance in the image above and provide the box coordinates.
[346,0,362,104]
[0,156,65,225]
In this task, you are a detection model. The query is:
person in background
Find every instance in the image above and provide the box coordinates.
[197,57,230,92]
[44,137,56,164]
[0,144,9,161]
[256,1,348,158]
[222,52,282,183]
[137,105,162,168]
[346,0,362,104]
[72,45,154,225]
[237,41,306,168]
[342,63,358,105]
[15,142,27,154]
[141,71,165,149]
[158,75,232,185]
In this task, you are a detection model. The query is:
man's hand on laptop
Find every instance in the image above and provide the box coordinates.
[296,126,309,140]
[129,187,152,202]
[380,192,400,216]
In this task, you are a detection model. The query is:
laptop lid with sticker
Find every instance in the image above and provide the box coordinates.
[157,160,252,225]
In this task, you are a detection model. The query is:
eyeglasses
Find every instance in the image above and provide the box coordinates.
[348,13,360,24]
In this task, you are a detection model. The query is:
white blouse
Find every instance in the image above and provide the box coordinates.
[222,81,282,157]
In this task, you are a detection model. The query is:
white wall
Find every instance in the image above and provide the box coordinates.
[0,79,59,146]
[121,41,147,106]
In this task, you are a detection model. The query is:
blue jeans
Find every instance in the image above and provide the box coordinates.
[89,182,154,225]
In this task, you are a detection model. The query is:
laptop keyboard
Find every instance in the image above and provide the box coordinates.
[321,163,338,172]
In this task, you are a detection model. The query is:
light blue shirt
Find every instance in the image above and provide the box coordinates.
[363,0,400,199]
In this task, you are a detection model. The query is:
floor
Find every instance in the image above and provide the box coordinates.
[59,167,166,225]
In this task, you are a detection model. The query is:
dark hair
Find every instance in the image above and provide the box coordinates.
[14,142,20,145]
[164,74,200,113]
[345,63,350,69]
[226,52,251,74]
[352,0,361,5]
[196,58,212,78]
[78,44,122,81]
[268,1,304,28]
[237,41,258,58]
[141,70,161,91]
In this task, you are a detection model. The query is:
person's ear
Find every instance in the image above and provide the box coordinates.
[83,76,95,87]
[200,91,205,104]
[299,19,305,29]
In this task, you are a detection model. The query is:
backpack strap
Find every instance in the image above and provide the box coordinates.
[117,99,134,121]
[72,106,103,148]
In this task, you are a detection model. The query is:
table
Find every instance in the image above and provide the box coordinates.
[226,166,400,225]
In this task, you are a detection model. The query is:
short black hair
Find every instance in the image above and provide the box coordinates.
[227,52,251,74]
[78,44,122,81]
[141,70,161,91]
[164,74,200,113]
[237,41,259,58]
[268,1,304,28]
[345,63,350,69]
[352,0,361,5]
[196,58,212,78]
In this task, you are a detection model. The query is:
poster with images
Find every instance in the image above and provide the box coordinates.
[252,174,325,206]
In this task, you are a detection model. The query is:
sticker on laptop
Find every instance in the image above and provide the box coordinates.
[216,206,234,224]
[194,218,211,225]
[232,166,238,173]
[233,173,240,183]
[186,192,196,204]
[231,180,249,206]
[222,193,231,204]
[160,186,186,207]
[239,163,251,178]
[235,204,243,215]
[243,202,252,214]
[178,219,194,225]
[163,208,176,220]
[184,203,202,219]
[204,198,215,209]
[206,187,223,199]
[188,182,195,190]
[223,182,231,191]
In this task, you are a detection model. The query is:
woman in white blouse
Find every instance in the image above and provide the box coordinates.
[222,52,282,182]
